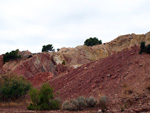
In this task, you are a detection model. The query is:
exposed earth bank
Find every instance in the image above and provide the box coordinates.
[50,46,150,112]
[1,32,150,81]
[1,32,150,112]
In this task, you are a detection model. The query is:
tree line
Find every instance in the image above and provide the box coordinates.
[3,37,102,63]
[42,37,102,52]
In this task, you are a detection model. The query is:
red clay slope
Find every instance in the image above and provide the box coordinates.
[50,45,150,100]
[2,52,67,78]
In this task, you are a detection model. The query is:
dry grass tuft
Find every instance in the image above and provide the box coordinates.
[0,99,31,107]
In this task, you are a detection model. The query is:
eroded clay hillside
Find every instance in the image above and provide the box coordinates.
[50,46,141,99]
[2,52,68,78]
[50,45,150,112]
[1,32,150,82]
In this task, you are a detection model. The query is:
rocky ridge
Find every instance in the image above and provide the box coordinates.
[1,32,150,83]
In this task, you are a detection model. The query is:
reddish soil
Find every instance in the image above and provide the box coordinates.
[2,45,150,112]
[50,46,141,99]
[0,106,100,113]
[28,72,54,87]
[28,64,68,87]
[48,45,150,112]
[1,46,150,112]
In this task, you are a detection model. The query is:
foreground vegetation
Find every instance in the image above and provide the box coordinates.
[27,82,61,110]
[0,74,31,102]
[0,74,109,111]
[62,96,108,112]
[3,49,21,64]
[139,41,150,54]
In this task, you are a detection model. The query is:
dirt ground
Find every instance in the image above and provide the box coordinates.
[0,106,99,113]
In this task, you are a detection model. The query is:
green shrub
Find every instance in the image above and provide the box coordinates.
[0,74,31,102]
[42,44,55,52]
[139,42,146,54]
[76,96,87,110]
[99,96,108,112]
[86,96,97,108]
[62,60,66,65]
[29,88,39,106]
[146,44,150,54]
[84,37,102,46]
[57,48,60,52]
[38,82,54,105]
[49,100,60,110]
[39,103,50,110]
[3,49,21,63]
[28,82,60,110]
[27,103,38,110]
[139,42,150,54]
[54,97,62,108]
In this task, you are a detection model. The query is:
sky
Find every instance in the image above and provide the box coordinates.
[0,0,150,54]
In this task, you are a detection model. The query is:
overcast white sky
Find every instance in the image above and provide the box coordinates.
[0,0,150,54]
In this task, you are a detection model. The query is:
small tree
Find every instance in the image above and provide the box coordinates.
[42,44,55,52]
[146,44,150,54]
[27,82,60,110]
[84,37,102,46]
[57,48,60,52]
[0,74,31,101]
[139,42,146,54]
[3,49,21,63]
[139,42,150,54]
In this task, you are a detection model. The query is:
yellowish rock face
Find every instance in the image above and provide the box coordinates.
[56,32,150,67]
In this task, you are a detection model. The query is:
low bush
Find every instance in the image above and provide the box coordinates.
[0,74,31,102]
[99,96,108,112]
[39,103,51,110]
[77,96,87,110]
[139,42,150,54]
[62,100,78,111]
[62,100,70,110]
[54,97,62,108]
[70,99,79,109]
[27,82,60,110]
[54,97,61,103]
[86,96,97,108]
[49,100,60,110]
[62,96,98,111]
[27,103,39,110]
